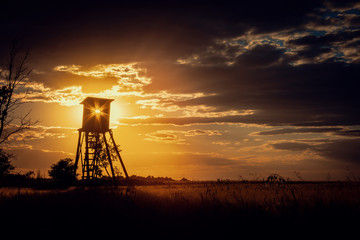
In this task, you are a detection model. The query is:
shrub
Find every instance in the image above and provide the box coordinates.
[48,158,76,186]
[0,149,15,178]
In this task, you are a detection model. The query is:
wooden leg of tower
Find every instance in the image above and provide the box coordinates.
[74,130,82,177]
[103,132,116,180]
[109,130,129,179]
[84,132,89,180]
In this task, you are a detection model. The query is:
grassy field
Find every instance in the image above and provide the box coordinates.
[1,181,359,236]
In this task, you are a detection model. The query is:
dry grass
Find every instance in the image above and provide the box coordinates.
[1,182,359,236]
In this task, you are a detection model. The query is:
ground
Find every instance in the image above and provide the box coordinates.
[0,181,359,237]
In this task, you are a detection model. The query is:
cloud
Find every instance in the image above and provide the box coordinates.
[25,64,210,110]
[118,115,254,126]
[158,2,360,129]
[315,138,360,164]
[324,0,360,11]
[212,141,242,146]
[53,63,151,90]
[0,0,331,69]
[287,29,360,63]
[271,142,312,151]
[255,127,360,137]
[144,129,223,144]
[4,0,359,129]
[118,106,360,127]
[4,125,76,143]
[144,132,188,145]
[152,57,360,126]
[182,129,223,136]
[236,44,284,67]
[255,127,344,135]
[334,129,360,137]
[270,138,360,164]
[24,83,84,106]
[135,93,214,114]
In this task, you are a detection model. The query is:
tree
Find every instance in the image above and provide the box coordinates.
[48,158,76,185]
[97,142,117,178]
[0,41,36,144]
[0,149,15,178]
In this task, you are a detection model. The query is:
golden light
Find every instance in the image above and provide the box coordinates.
[110,101,126,126]
[95,109,101,114]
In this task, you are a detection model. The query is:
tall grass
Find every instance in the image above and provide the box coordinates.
[1,182,359,236]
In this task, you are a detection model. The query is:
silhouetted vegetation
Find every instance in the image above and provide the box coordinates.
[0,41,37,145]
[1,162,359,236]
[48,158,76,187]
[0,149,14,179]
[0,181,359,236]
[126,175,175,185]
[0,169,359,237]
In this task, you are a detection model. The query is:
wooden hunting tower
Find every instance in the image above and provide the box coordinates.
[81,97,113,132]
[74,97,128,181]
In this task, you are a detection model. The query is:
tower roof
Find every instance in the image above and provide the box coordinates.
[80,97,114,105]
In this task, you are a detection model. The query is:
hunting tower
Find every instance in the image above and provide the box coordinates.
[74,97,128,181]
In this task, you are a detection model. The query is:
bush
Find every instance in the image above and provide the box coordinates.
[48,158,76,186]
[0,149,15,179]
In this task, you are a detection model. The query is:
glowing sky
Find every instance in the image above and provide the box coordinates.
[1,0,360,180]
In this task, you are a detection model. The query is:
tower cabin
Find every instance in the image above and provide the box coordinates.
[81,97,114,133]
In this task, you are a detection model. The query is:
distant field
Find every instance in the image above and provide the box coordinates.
[1,182,359,236]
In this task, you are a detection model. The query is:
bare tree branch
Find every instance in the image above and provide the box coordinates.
[0,41,36,145]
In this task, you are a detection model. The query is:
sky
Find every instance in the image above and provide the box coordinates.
[0,0,360,180]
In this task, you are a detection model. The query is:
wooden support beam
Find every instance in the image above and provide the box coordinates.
[103,132,116,180]
[74,130,82,177]
[109,130,129,178]
[84,132,89,180]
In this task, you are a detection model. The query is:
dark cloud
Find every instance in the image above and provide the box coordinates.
[347,15,360,27]
[119,111,359,126]
[257,127,360,136]
[325,0,360,10]
[296,46,333,60]
[335,130,360,137]
[271,142,312,151]
[271,138,360,164]
[236,44,284,67]
[287,29,360,62]
[1,0,360,128]
[315,138,360,164]
[257,127,344,135]
[288,30,360,46]
[144,59,360,126]
[0,0,324,66]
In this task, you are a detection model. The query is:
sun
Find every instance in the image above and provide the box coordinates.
[95,109,101,114]
[110,100,125,126]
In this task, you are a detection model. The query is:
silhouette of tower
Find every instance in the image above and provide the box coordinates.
[74,97,128,181]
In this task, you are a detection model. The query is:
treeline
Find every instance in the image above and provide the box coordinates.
[0,173,188,189]
[124,175,186,185]
[0,154,189,188]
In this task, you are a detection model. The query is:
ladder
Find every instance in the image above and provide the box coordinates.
[83,132,102,180]
[74,129,129,181]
